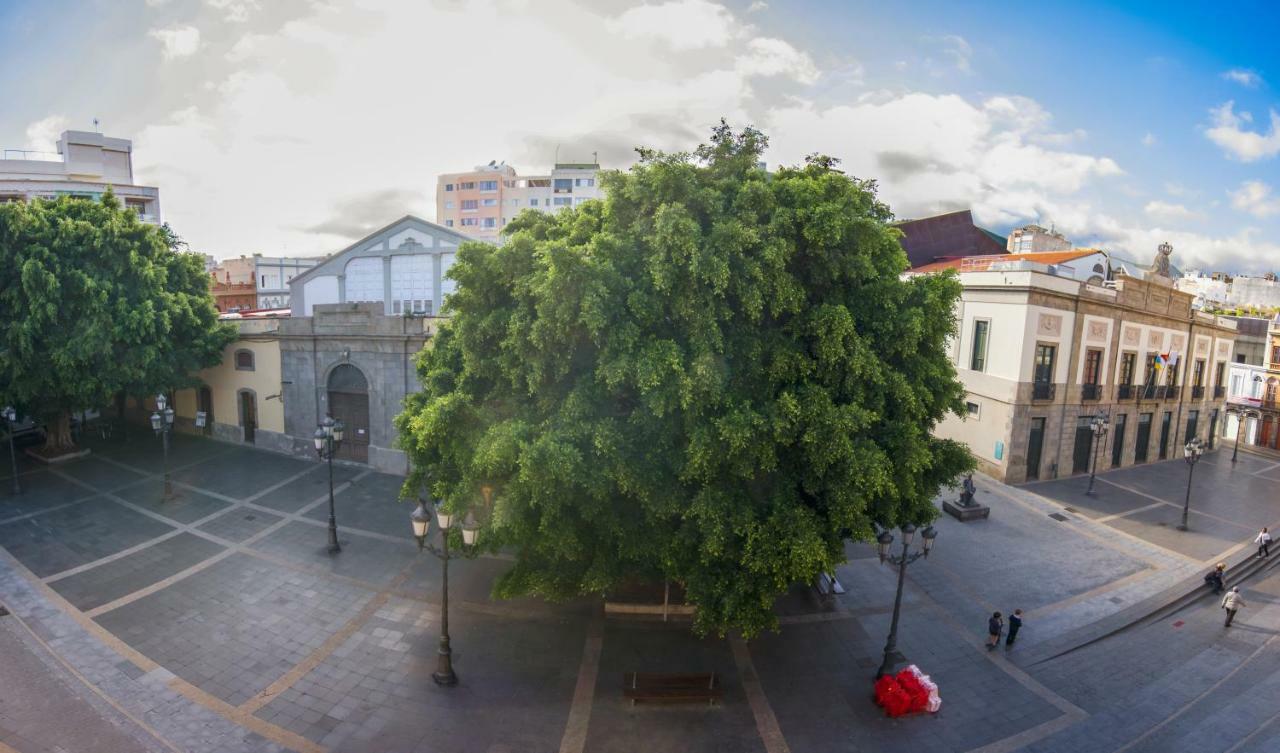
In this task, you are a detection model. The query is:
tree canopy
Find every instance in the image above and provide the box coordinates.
[0,192,235,449]
[396,124,972,636]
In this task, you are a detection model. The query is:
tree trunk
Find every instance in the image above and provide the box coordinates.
[42,412,76,452]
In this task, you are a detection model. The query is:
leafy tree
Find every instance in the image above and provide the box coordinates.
[0,192,235,452]
[396,124,972,636]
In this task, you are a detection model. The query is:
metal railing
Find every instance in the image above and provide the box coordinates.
[1082,384,1102,401]
[1192,386,1205,399]
[1117,384,1134,401]
[1,148,61,162]
[1214,385,1226,399]
[1032,382,1055,401]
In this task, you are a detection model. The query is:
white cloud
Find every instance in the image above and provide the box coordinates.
[1141,132,1156,147]
[206,0,258,23]
[1222,68,1263,88]
[747,0,768,11]
[608,0,739,50]
[941,34,972,74]
[148,25,201,59]
[1204,101,1280,161]
[736,37,818,84]
[24,115,69,153]
[1143,200,1200,221]
[1230,180,1280,218]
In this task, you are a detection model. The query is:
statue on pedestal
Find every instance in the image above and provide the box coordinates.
[1148,242,1174,280]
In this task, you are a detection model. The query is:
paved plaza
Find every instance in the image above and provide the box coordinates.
[2,432,1280,752]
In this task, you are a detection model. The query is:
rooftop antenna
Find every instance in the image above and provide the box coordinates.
[554,143,560,167]
[92,118,100,132]
[592,150,598,166]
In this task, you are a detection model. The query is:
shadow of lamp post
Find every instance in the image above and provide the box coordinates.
[1085,413,1109,496]
[149,393,175,502]
[1177,437,1204,531]
[313,415,345,554]
[410,484,491,687]
[875,523,937,678]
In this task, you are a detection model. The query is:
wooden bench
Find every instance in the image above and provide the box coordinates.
[623,672,723,706]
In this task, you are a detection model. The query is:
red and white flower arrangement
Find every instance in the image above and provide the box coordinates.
[873,665,941,717]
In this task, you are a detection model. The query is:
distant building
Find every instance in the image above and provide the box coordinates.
[209,256,257,312]
[253,256,321,309]
[1007,224,1071,254]
[1226,276,1280,309]
[0,130,160,221]
[1223,316,1269,366]
[911,249,1110,286]
[1175,271,1231,307]
[911,246,1237,484]
[1221,316,1280,453]
[436,159,604,242]
[893,210,1007,269]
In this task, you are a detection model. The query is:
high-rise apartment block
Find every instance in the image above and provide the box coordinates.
[1007,224,1071,254]
[435,159,604,242]
[0,130,160,221]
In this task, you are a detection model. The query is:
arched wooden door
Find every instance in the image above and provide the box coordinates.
[327,364,369,463]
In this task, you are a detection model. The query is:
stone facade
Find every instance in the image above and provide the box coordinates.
[277,303,440,474]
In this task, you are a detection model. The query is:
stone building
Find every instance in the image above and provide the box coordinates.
[916,247,1238,484]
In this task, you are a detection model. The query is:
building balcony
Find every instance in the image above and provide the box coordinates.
[1192,386,1205,399]
[1214,385,1226,399]
[1032,382,1055,401]
[1082,383,1102,401]
[1117,384,1134,401]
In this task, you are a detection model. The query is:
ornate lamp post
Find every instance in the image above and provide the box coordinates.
[1085,413,1109,496]
[1177,437,1205,531]
[1229,407,1260,464]
[149,393,175,501]
[312,415,345,554]
[2,407,20,496]
[875,523,937,678]
[410,484,490,687]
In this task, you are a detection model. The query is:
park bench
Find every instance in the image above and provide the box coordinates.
[623,672,723,706]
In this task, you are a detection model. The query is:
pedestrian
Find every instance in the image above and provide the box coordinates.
[1204,562,1226,594]
[1256,528,1272,559]
[986,611,1003,650]
[1222,587,1247,627]
[1005,609,1023,648]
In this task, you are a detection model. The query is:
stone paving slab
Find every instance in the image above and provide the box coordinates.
[54,455,148,494]
[0,470,96,519]
[248,520,419,588]
[1103,503,1251,562]
[0,497,175,578]
[254,596,585,753]
[303,472,409,539]
[95,553,377,707]
[112,477,235,525]
[198,508,286,543]
[49,532,226,612]
[173,447,317,501]
[1028,476,1156,520]
[84,432,233,474]
[254,464,360,513]
[584,621,763,753]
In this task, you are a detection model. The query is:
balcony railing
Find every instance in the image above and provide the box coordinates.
[1214,385,1226,399]
[1192,386,1205,399]
[1082,384,1102,401]
[1032,382,1055,401]
[1117,384,1134,401]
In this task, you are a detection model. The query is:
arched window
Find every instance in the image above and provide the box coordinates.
[234,349,255,371]
[327,364,368,393]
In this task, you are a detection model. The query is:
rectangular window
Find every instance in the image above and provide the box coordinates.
[482,218,496,228]
[1167,359,1179,388]
[481,198,498,207]
[1193,359,1205,387]
[1120,352,1136,385]
[444,201,455,209]
[970,320,989,372]
[530,198,539,206]
[1272,346,1280,366]
[1084,349,1102,385]
[966,401,980,417]
[445,219,454,227]
[459,182,475,190]
[461,200,477,210]
[444,183,454,192]
[554,178,573,192]
[1144,355,1158,386]
[478,180,498,191]
[1033,344,1055,383]
[461,218,477,226]
[1215,361,1225,388]
[585,178,595,187]
[553,197,572,206]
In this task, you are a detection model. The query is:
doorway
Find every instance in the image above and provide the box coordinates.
[198,387,213,436]
[1111,414,1127,468]
[1026,417,1046,481]
[1072,416,1093,475]
[1135,413,1153,463]
[327,364,369,463]
[240,391,257,444]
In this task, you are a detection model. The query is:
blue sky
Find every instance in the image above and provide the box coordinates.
[1,0,1277,271]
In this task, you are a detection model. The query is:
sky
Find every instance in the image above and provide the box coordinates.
[1,0,1278,272]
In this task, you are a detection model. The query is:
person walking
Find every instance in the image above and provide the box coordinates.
[986,611,1003,650]
[1222,587,1247,627]
[1256,528,1272,559]
[1005,609,1024,648]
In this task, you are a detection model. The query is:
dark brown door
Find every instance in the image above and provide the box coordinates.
[198,387,213,435]
[241,391,256,444]
[327,392,369,462]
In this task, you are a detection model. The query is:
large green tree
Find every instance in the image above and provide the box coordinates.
[396,125,972,636]
[0,192,235,451]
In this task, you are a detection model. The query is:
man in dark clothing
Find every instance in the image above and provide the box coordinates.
[986,612,1003,651]
[1005,609,1023,647]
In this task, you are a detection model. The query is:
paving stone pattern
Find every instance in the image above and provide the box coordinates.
[96,553,376,707]
[0,497,175,578]
[302,471,411,539]
[112,476,235,524]
[50,531,227,611]
[248,520,419,588]
[198,508,286,543]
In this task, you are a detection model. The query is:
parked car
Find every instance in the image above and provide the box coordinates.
[2,407,45,447]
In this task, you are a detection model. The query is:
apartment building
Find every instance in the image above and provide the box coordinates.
[0,130,160,221]
[1007,224,1072,254]
[435,159,604,242]
[918,250,1237,484]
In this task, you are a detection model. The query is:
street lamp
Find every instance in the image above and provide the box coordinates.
[1228,407,1259,464]
[1085,413,1109,496]
[2,407,20,496]
[313,415,345,554]
[150,393,175,501]
[410,484,492,687]
[875,523,937,678]
[1177,437,1205,531]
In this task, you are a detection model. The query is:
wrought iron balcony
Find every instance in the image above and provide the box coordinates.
[1214,385,1226,399]
[1082,383,1102,401]
[1192,386,1205,399]
[1117,384,1134,401]
[1032,382,1055,401]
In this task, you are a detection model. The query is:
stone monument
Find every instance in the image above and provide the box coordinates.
[1146,241,1175,287]
[943,473,990,521]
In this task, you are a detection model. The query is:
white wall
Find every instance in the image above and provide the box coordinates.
[303,276,339,315]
